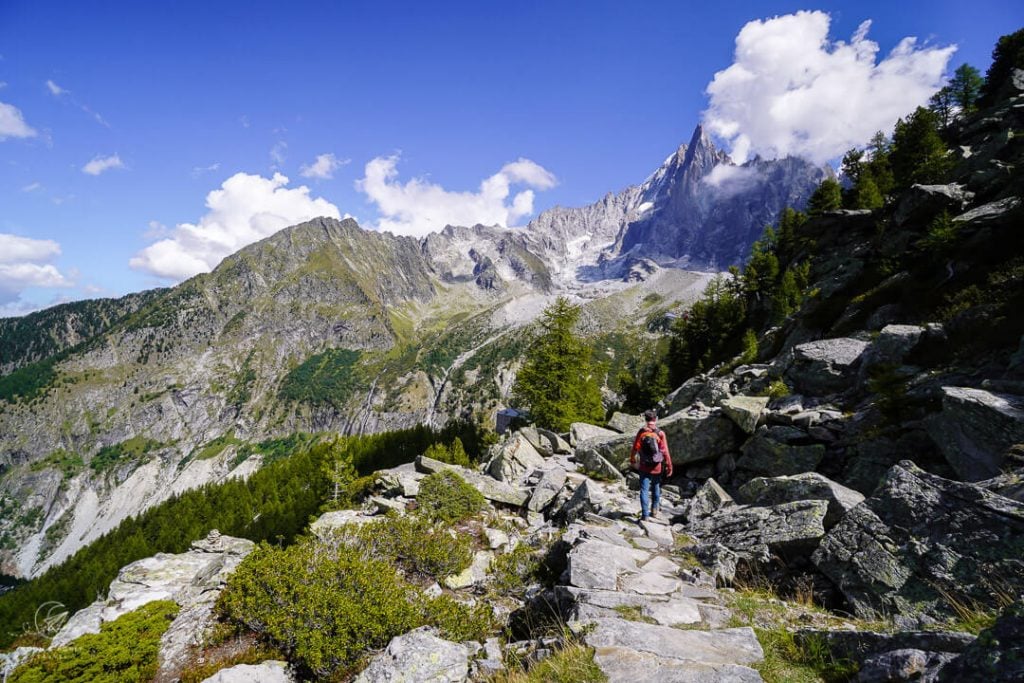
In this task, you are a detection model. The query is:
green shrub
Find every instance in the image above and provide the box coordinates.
[740,329,759,364]
[420,593,496,642]
[917,211,959,253]
[422,437,472,466]
[90,436,165,473]
[218,538,493,679]
[9,600,178,683]
[30,450,83,479]
[764,380,791,399]
[218,540,422,678]
[488,543,542,596]
[345,515,473,579]
[416,470,486,524]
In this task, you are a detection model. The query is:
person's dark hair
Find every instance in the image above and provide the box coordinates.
[643,409,657,422]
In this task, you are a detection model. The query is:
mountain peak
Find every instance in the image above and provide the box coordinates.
[683,124,719,168]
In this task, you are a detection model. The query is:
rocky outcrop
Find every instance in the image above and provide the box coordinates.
[735,428,825,477]
[812,461,1024,620]
[893,183,975,227]
[775,338,870,396]
[736,473,864,528]
[924,387,1024,481]
[484,432,546,483]
[721,396,769,434]
[689,500,829,562]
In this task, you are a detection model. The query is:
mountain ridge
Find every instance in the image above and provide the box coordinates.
[0,124,826,577]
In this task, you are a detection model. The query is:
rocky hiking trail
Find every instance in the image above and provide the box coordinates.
[4,360,1023,682]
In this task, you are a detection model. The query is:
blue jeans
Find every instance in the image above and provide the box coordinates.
[639,471,661,518]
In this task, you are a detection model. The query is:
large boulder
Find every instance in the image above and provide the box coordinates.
[812,461,1024,620]
[924,387,1024,481]
[720,396,769,435]
[353,627,469,683]
[519,426,570,456]
[573,447,626,483]
[861,325,926,369]
[570,423,618,447]
[377,463,426,498]
[777,338,870,396]
[736,472,864,528]
[580,409,741,470]
[735,429,825,477]
[565,538,651,591]
[527,466,567,512]
[893,183,974,227]
[555,479,602,525]
[607,412,643,434]
[688,500,829,561]
[580,618,764,667]
[686,478,735,522]
[484,432,546,483]
[662,376,706,414]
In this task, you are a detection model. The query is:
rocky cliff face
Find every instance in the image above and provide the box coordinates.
[523,125,829,276]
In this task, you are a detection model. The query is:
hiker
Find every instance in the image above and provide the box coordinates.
[629,409,673,521]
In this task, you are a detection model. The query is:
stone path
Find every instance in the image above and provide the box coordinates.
[557,515,766,682]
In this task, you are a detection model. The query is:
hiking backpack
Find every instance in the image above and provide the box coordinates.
[639,428,664,467]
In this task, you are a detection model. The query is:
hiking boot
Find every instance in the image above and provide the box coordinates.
[650,510,659,519]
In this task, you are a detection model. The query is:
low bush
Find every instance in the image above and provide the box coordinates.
[8,600,178,683]
[217,538,493,679]
[488,543,542,596]
[346,515,473,579]
[416,469,486,523]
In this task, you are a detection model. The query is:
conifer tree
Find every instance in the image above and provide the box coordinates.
[929,86,956,131]
[890,107,951,190]
[513,297,604,431]
[948,64,984,113]
[807,178,842,216]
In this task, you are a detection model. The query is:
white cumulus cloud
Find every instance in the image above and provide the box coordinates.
[0,233,72,308]
[356,155,557,237]
[703,11,956,164]
[300,152,349,180]
[129,172,342,281]
[45,79,66,96]
[701,164,763,198]
[82,154,125,175]
[0,101,37,140]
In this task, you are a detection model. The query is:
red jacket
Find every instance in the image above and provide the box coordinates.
[630,425,673,476]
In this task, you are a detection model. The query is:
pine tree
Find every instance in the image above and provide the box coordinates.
[948,64,984,113]
[513,297,604,431]
[807,178,842,216]
[890,107,951,190]
[851,173,884,210]
[929,86,956,131]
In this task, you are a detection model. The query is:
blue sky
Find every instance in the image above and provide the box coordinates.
[0,1,1020,314]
